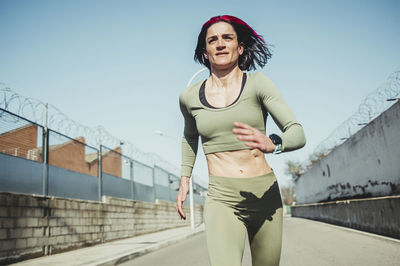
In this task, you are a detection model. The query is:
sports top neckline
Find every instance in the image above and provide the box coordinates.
[198,73,248,111]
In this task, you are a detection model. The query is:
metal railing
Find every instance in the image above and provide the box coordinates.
[0,106,205,204]
[0,84,202,179]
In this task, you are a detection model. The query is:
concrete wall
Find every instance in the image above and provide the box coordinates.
[291,195,400,239]
[296,101,400,204]
[0,192,203,264]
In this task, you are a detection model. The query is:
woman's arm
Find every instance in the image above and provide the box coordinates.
[179,93,199,176]
[256,73,306,152]
[176,176,190,220]
[177,93,199,220]
[232,73,306,153]
[232,121,277,153]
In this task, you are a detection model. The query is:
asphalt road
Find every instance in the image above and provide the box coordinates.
[122,217,400,266]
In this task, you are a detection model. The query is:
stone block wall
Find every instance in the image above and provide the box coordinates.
[0,192,203,264]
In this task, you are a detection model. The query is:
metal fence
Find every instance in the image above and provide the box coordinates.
[0,107,205,205]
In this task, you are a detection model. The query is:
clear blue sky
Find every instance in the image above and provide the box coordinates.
[1,0,399,188]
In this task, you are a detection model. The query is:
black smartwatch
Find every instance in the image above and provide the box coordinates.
[269,134,282,145]
[269,134,282,154]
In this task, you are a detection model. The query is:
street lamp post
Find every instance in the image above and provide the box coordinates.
[154,68,208,230]
[186,68,208,88]
[154,129,196,229]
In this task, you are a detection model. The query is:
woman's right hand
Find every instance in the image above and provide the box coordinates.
[176,176,190,220]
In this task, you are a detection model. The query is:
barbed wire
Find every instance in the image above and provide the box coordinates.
[0,84,181,177]
[304,70,400,169]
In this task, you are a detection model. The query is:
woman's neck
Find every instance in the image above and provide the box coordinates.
[209,65,243,89]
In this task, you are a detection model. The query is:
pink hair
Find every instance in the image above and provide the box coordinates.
[201,15,264,42]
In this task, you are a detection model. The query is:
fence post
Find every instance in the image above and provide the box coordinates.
[42,103,49,196]
[168,174,172,202]
[130,160,134,200]
[98,145,103,202]
[152,165,156,202]
[42,128,49,196]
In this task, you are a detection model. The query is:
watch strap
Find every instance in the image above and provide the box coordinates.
[273,144,282,154]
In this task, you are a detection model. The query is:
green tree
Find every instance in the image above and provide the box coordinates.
[281,184,296,205]
[285,160,304,181]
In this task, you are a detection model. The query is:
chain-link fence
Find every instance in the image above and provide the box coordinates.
[0,107,206,205]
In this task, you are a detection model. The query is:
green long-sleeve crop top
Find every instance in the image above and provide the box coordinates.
[179,72,306,177]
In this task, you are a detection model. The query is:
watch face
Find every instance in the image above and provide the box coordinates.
[269,134,282,145]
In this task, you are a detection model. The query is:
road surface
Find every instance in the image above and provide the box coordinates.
[122,217,400,266]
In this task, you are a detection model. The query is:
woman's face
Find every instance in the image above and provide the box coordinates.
[204,22,244,71]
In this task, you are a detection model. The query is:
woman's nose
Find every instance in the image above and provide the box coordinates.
[216,38,225,49]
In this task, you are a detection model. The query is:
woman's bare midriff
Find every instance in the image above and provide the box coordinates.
[206,149,273,178]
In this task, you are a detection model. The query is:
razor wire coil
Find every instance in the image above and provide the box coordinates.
[304,70,400,170]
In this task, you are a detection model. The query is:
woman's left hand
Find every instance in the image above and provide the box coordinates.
[232,122,276,153]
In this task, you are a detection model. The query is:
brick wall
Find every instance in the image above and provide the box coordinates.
[48,137,89,175]
[48,138,122,177]
[0,124,39,161]
[0,126,123,178]
[100,147,122,177]
[0,192,203,264]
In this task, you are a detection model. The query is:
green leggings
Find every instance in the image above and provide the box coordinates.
[204,172,283,266]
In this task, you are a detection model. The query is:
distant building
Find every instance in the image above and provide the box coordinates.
[0,124,121,177]
[0,124,40,161]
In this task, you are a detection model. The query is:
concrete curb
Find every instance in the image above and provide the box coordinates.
[292,217,400,243]
[13,225,205,266]
[97,225,205,266]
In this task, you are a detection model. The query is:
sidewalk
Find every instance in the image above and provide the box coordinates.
[14,224,205,266]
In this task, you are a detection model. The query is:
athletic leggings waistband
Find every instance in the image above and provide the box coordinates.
[207,171,279,205]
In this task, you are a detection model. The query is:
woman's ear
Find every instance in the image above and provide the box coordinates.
[239,42,244,55]
[203,51,208,60]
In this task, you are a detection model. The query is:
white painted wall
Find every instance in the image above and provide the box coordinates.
[295,101,400,204]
